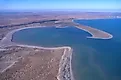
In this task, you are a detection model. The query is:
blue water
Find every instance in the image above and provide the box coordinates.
[12,19,121,80]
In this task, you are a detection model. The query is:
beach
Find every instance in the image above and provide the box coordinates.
[0,18,113,80]
[0,25,74,80]
[72,20,113,39]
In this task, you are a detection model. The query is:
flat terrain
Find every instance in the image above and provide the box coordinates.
[0,46,64,80]
[0,12,119,40]
[0,12,121,27]
[0,12,120,80]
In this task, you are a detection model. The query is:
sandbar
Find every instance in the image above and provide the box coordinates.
[0,19,113,80]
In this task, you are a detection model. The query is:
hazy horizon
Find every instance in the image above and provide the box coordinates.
[0,9,121,13]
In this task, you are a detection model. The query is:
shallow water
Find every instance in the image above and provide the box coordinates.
[12,19,121,80]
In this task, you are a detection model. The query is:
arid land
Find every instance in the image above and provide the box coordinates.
[0,46,65,80]
[0,12,120,80]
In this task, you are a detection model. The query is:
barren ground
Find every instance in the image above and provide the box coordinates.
[0,46,64,80]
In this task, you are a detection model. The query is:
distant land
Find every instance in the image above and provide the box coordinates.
[0,9,121,12]
[0,11,121,80]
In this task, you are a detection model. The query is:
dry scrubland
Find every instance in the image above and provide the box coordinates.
[0,12,120,26]
[0,12,120,80]
[0,46,64,80]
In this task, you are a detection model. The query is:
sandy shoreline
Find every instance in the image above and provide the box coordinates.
[0,26,75,80]
[18,45,74,80]
[75,25,113,39]
[0,19,113,80]
[72,20,113,39]
[0,19,113,48]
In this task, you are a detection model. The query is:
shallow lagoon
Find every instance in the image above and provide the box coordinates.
[12,19,121,80]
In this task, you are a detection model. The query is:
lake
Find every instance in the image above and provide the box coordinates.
[12,19,121,80]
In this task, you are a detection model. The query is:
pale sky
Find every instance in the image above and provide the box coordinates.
[0,0,121,11]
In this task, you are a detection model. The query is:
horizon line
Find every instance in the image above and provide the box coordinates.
[0,9,121,12]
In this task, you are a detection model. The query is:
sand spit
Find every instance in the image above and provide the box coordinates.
[72,20,113,39]
[0,20,113,48]
[0,19,113,80]
[75,25,113,39]
[0,26,47,48]
[0,26,74,80]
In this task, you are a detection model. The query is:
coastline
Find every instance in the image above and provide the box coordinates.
[72,19,113,39]
[19,45,74,80]
[0,19,113,48]
[0,19,114,80]
[75,25,113,39]
[57,47,75,80]
[0,26,74,80]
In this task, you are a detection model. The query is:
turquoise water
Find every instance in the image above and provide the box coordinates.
[12,19,121,80]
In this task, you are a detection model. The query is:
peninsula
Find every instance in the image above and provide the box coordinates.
[0,12,118,80]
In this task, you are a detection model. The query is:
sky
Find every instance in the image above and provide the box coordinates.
[0,0,121,11]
